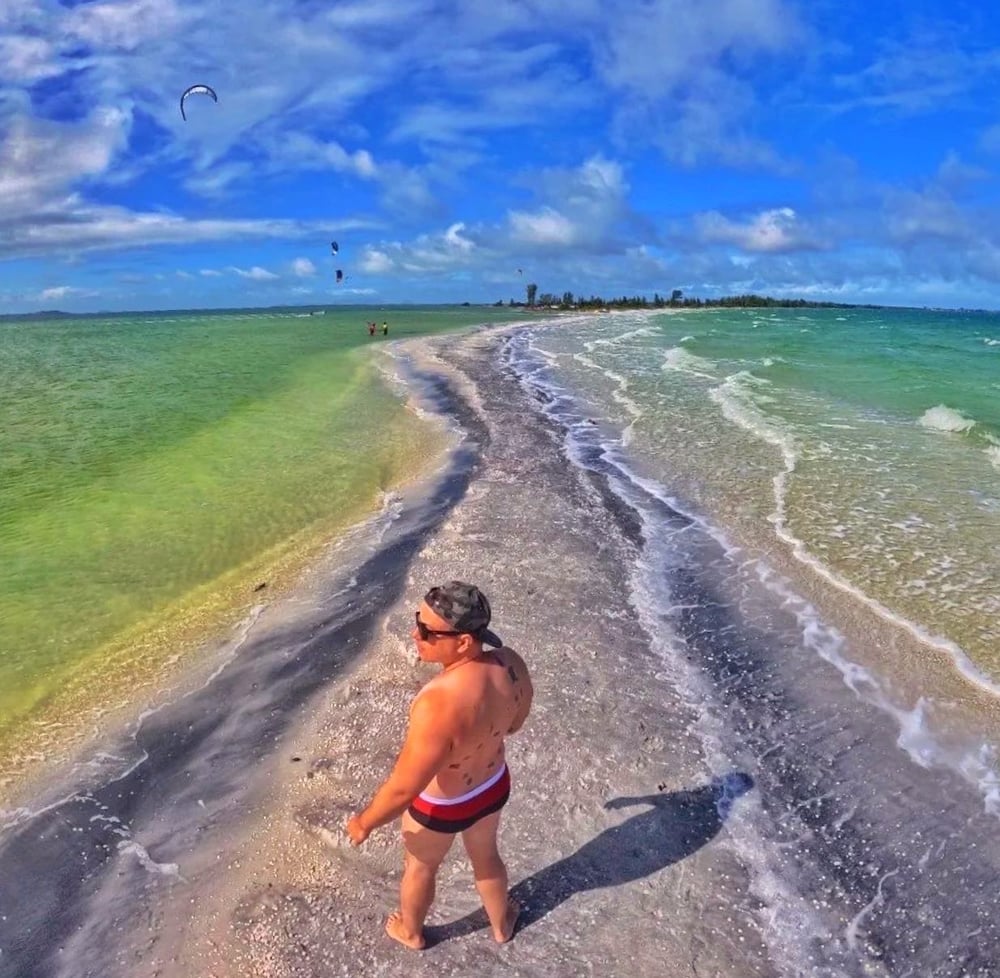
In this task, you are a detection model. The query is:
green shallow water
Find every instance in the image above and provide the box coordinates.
[0,306,530,757]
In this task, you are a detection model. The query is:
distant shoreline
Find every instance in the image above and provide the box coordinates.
[4,298,1000,321]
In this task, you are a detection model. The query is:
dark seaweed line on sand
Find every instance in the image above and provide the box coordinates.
[0,361,487,978]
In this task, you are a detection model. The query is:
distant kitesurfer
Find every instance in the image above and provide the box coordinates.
[346,582,532,949]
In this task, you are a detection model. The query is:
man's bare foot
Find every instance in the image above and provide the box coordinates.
[492,897,521,944]
[385,911,426,950]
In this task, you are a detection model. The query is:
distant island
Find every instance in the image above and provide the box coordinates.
[497,286,877,311]
[3,294,992,321]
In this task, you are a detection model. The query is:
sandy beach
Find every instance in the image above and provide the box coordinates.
[185,325,773,978]
[2,320,998,978]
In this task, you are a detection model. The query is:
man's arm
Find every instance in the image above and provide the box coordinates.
[347,690,454,843]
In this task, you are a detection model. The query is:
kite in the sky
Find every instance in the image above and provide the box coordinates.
[335,269,343,283]
[331,241,339,255]
[180,84,218,121]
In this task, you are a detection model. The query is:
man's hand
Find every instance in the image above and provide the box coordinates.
[346,814,370,846]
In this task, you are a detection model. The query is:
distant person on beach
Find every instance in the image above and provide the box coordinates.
[368,321,376,336]
[382,320,389,336]
[346,582,533,949]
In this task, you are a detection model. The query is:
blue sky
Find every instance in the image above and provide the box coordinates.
[3,0,1000,312]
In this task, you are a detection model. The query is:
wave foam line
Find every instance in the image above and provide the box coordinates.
[503,328,861,976]
[708,375,1000,702]
[504,326,1000,819]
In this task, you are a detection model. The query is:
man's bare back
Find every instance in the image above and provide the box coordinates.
[417,646,530,800]
[346,583,532,950]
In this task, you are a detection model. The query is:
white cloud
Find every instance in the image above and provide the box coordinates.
[695,207,815,253]
[38,285,97,301]
[0,109,131,219]
[0,35,58,82]
[230,265,279,281]
[63,0,188,52]
[199,269,222,277]
[291,257,317,277]
[0,197,375,259]
[274,134,378,179]
[360,248,394,274]
[508,207,577,247]
[443,223,474,253]
[596,0,798,95]
[594,0,801,168]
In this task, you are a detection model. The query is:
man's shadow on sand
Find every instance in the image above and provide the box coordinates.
[425,772,754,945]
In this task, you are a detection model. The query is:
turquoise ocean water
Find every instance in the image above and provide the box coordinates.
[521,306,1000,690]
[0,305,529,786]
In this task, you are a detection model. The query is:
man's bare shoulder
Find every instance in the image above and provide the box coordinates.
[410,680,458,719]
[494,646,529,682]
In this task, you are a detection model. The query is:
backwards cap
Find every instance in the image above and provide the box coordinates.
[424,581,503,648]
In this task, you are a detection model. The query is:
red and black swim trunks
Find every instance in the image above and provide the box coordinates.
[408,764,511,834]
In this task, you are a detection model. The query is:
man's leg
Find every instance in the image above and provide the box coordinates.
[387,810,455,949]
[461,810,520,943]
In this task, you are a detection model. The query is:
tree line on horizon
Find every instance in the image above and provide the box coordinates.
[495,285,872,310]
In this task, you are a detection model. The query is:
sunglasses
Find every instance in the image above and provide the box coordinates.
[414,612,463,641]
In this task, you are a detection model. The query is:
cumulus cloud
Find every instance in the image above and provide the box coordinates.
[5,0,1000,311]
[38,285,98,301]
[273,134,378,179]
[695,207,818,253]
[508,207,577,247]
[504,156,642,253]
[359,248,394,274]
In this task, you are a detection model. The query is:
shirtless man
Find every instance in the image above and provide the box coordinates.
[346,581,533,950]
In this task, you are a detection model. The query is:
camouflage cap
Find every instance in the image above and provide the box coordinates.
[424,581,503,647]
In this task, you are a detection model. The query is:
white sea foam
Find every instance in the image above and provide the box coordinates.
[117,840,186,881]
[582,324,655,351]
[845,868,899,952]
[708,380,1000,703]
[506,324,1000,814]
[661,346,717,380]
[709,370,799,478]
[757,565,1000,816]
[679,334,696,343]
[918,405,976,433]
[571,350,643,445]
[504,323,1000,978]
[983,338,1000,346]
[506,330,862,975]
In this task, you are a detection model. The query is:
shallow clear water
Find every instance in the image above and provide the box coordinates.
[527,307,1000,685]
[0,305,529,767]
